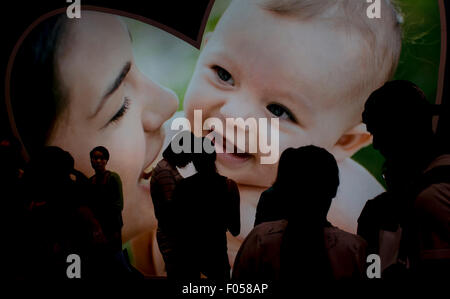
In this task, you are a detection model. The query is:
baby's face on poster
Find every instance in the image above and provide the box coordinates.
[184,1,365,187]
[48,12,178,240]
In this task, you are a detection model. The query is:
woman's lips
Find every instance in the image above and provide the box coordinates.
[139,129,165,192]
[142,169,153,180]
[139,164,154,196]
[216,151,252,167]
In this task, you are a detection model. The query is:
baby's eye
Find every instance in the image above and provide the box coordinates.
[212,65,234,86]
[266,103,296,121]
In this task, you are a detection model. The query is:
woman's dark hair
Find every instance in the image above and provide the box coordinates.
[9,13,68,159]
[192,137,216,173]
[278,145,339,282]
[90,146,110,161]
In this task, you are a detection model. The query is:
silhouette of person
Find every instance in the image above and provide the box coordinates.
[150,132,193,278]
[359,80,449,278]
[1,135,27,279]
[171,137,240,280]
[19,146,100,279]
[233,146,367,284]
[89,146,131,277]
[254,148,297,227]
[0,135,24,192]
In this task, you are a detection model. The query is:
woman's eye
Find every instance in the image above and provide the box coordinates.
[212,66,234,85]
[266,103,296,121]
[107,97,130,126]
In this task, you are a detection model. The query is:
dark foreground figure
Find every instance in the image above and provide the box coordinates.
[358,80,450,279]
[171,137,240,280]
[11,146,120,280]
[150,134,193,278]
[233,146,367,284]
[89,146,137,278]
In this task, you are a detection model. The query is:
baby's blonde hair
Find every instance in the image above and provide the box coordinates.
[259,0,403,124]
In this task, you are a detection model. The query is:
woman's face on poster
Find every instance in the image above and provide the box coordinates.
[47,11,178,241]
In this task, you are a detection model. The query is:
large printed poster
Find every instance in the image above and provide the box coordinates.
[1,0,448,291]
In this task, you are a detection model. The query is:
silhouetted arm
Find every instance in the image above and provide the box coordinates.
[226,178,240,236]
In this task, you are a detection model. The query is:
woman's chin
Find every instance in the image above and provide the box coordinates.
[139,177,151,194]
[122,189,157,242]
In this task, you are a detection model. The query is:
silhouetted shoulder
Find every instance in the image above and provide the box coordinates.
[252,220,287,238]
[234,221,367,280]
[325,226,367,250]
[415,154,450,216]
[152,159,173,178]
[233,220,286,280]
[246,220,287,250]
[109,171,121,180]
[155,158,170,170]
[415,180,450,216]
[414,154,450,257]
[324,226,367,279]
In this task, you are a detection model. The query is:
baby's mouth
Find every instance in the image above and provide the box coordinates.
[210,131,253,162]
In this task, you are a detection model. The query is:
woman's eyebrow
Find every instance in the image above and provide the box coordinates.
[90,61,132,119]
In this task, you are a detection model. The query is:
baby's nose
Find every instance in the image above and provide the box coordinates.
[219,97,257,120]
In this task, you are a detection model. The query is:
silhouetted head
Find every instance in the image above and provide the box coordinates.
[192,137,217,174]
[163,131,193,168]
[279,146,339,282]
[0,135,24,174]
[275,145,339,218]
[27,146,74,181]
[362,80,435,160]
[90,146,109,173]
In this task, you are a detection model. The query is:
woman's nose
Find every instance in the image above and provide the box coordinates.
[141,77,178,133]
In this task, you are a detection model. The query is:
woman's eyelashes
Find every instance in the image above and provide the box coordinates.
[212,65,234,86]
[106,97,130,127]
[266,103,296,122]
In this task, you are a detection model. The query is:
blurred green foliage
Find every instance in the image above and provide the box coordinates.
[127,0,441,187]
